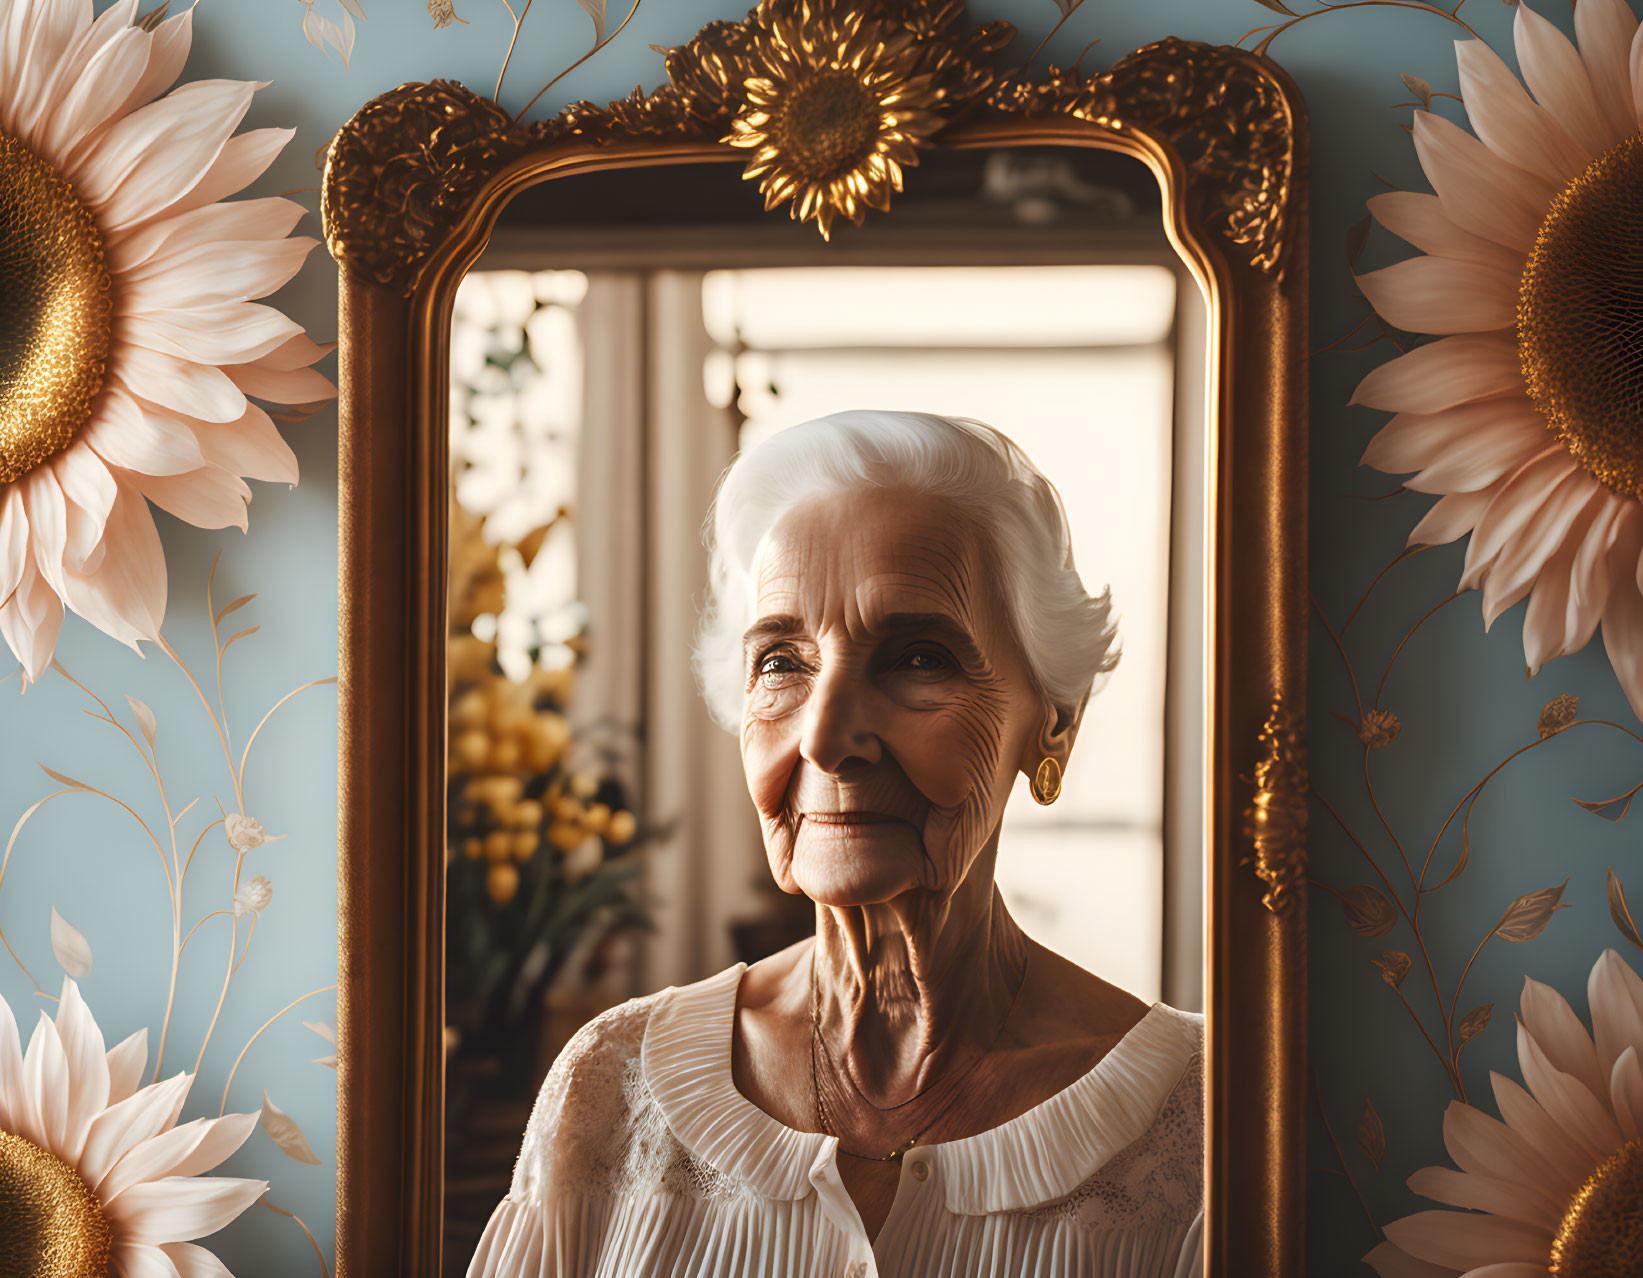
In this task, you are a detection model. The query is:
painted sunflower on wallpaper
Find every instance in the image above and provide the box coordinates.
[0,0,334,684]
[1367,948,1643,1277]
[1352,0,1643,721]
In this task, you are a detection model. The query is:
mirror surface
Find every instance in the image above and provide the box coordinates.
[438,146,1210,1270]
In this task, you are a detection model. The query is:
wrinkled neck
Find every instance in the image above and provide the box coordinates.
[811,845,1029,1104]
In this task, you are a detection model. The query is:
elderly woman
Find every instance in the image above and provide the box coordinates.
[470,410,1204,1278]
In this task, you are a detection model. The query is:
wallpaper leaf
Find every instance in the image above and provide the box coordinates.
[1608,869,1643,951]
[263,1090,323,1165]
[49,906,92,979]
[1355,1099,1386,1170]
[1493,881,1568,943]
[1573,782,1641,822]
[1456,1003,1491,1045]
[127,696,158,754]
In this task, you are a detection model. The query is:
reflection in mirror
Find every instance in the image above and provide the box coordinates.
[440,148,1208,1272]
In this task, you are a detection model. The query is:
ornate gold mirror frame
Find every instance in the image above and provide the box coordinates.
[322,2,1309,1271]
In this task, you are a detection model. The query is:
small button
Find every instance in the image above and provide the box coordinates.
[909,1159,929,1182]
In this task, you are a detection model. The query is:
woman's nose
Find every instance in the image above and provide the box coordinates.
[798,665,882,773]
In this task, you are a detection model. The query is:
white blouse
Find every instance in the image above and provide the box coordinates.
[468,963,1205,1278]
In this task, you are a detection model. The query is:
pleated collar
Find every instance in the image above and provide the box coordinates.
[640,961,1203,1212]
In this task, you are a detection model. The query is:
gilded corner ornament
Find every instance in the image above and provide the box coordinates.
[321,1,1298,291]
[323,80,562,295]
[1243,697,1306,914]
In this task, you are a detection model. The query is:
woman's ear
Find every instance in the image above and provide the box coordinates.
[1018,687,1085,781]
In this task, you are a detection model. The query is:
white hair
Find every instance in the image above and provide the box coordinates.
[690,409,1120,734]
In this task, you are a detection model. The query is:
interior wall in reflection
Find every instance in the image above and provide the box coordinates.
[447,259,1184,1006]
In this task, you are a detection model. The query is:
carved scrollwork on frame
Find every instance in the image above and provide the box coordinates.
[1243,697,1308,915]
[322,0,1297,293]
[323,81,564,293]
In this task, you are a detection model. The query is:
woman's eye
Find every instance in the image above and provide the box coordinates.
[899,649,950,674]
[756,652,801,682]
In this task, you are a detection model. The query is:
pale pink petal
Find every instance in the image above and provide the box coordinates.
[104,1175,267,1244]
[79,1071,192,1191]
[59,479,167,646]
[23,463,70,595]
[1363,400,1551,495]
[224,331,337,407]
[1520,975,1606,1100]
[1413,110,1554,253]
[1573,0,1641,144]
[52,978,110,1163]
[1367,191,1522,272]
[1471,466,1595,627]
[22,1009,71,1154]
[105,1027,148,1106]
[1588,948,1643,1081]
[1357,254,1519,334]
[0,556,65,684]
[246,331,336,374]
[32,14,148,158]
[1611,1046,1643,1143]
[111,1243,182,1278]
[1516,1,1616,155]
[120,237,318,313]
[188,403,299,486]
[1632,23,1643,133]
[0,487,26,608]
[1383,1209,1549,1269]
[107,196,308,274]
[162,1112,257,1181]
[1600,541,1643,720]
[159,1244,233,1278]
[1516,1019,1622,1159]
[112,346,247,424]
[3,0,91,143]
[1363,1240,1457,1278]
[226,360,337,407]
[1524,496,1627,672]
[81,387,208,477]
[127,465,251,532]
[107,7,191,123]
[52,446,117,573]
[68,79,259,232]
[1491,1070,1608,1193]
[1409,485,1499,548]
[1351,334,1522,413]
[1521,513,1587,675]
[162,127,294,218]
[1452,444,1569,586]
[1406,1165,1561,1232]
[125,302,305,365]
[1460,1267,1557,1278]
[1441,1098,1544,1185]
[101,1111,256,1203]
[1455,35,1588,185]
[0,990,25,1137]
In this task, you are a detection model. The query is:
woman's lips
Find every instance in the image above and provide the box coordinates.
[803,811,901,825]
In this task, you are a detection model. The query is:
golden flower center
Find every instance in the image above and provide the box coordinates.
[0,1130,112,1277]
[1519,134,1643,503]
[770,72,880,179]
[1550,1138,1643,1276]
[0,131,112,486]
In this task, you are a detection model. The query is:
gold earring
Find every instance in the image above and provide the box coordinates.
[1030,756,1061,805]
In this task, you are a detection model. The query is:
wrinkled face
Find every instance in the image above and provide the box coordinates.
[739,485,1057,907]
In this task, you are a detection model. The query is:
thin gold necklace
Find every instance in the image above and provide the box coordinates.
[808,944,1030,1161]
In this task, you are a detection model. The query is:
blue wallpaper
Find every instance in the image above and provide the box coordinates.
[1,0,1633,1272]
